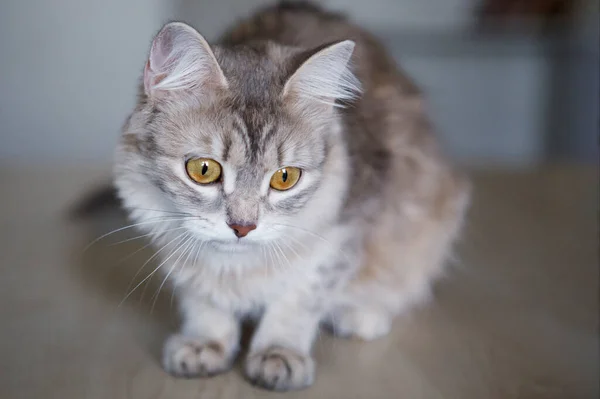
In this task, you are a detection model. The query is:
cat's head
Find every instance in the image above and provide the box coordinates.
[115,22,360,255]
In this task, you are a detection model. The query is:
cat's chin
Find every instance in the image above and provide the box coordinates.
[207,239,259,253]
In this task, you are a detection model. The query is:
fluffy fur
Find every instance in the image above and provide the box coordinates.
[114,2,469,392]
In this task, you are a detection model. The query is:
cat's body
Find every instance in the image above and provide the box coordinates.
[114,2,469,391]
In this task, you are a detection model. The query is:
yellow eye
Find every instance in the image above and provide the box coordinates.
[270,167,301,191]
[185,158,222,184]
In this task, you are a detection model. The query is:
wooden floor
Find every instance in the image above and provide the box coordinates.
[0,164,597,399]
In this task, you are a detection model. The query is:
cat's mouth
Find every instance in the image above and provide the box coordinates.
[207,239,258,253]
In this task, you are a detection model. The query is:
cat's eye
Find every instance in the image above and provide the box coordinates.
[185,158,222,184]
[270,167,301,191]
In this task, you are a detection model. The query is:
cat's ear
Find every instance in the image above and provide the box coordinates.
[143,22,227,97]
[283,40,361,107]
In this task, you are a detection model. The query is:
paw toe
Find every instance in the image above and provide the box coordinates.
[163,335,233,378]
[245,347,314,391]
[327,308,392,341]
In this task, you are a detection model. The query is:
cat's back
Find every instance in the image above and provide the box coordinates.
[220,1,418,96]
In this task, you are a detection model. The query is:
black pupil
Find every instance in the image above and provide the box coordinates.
[282,169,288,182]
[201,162,208,175]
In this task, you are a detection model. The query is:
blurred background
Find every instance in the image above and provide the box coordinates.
[0,0,598,168]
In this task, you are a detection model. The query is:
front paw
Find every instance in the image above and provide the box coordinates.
[245,346,315,391]
[162,334,235,378]
[326,307,392,341]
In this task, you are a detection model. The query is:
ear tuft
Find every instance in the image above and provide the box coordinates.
[283,40,361,107]
[144,22,226,96]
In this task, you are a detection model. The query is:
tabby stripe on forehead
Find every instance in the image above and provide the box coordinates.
[231,115,251,156]
[261,122,277,146]
[222,134,233,162]
[241,110,274,162]
[258,122,281,163]
[245,118,263,160]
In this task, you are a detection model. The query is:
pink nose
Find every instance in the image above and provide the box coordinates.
[227,223,257,238]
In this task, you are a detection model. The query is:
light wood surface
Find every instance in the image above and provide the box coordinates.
[0,165,597,399]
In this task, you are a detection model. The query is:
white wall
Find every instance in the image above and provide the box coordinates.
[381,34,553,166]
[0,0,171,163]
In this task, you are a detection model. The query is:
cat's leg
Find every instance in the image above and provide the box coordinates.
[324,256,442,340]
[326,219,464,341]
[324,227,452,342]
[324,271,436,341]
[325,304,394,341]
[244,295,322,391]
[163,298,240,378]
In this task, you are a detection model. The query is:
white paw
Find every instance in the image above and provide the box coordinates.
[328,308,392,341]
[245,346,315,391]
[162,334,234,378]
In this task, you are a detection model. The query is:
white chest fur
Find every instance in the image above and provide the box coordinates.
[170,235,341,315]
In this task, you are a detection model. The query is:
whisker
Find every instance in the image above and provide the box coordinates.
[82,216,197,253]
[266,242,277,271]
[141,236,196,307]
[124,207,214,223]
[279,232,311,252]
[275,235,303,261]
[271,223,351,262]
[139,233,191,305]
[119,232,192,307]
[273,241,292,270]
[123,207,192,216]
[276,239,317,287]
[108,226,187,246]
[271,242,287,276]
[269,242,281,272]
[270,223,333,246]
[109,240,155,271]
[122,231,188,302]
[170,238,206,308]
[260,245,268,279]
[150,235,196,313]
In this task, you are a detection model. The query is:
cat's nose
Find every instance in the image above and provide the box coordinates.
[227,223,257,238]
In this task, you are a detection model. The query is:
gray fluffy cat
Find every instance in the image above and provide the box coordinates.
[114,2,469,392]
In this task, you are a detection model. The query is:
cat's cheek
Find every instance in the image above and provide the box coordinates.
[246,225,282,242]
[185,220,232,241]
